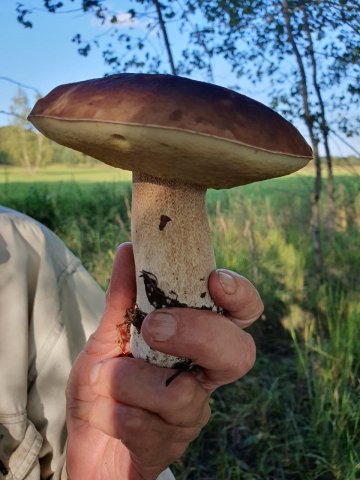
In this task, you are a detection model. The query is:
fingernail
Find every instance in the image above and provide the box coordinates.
[147,311,177,341]
[217,270,237,295]
[90,362,102,384]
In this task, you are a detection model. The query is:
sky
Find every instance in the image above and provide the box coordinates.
[0,2,111,111]
[0,0,358,158]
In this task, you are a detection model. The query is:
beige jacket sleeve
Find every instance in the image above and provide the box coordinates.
[0,207,175,480]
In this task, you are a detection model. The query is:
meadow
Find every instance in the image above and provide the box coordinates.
[1,165,359,479]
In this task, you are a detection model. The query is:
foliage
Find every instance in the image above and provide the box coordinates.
[15,1,360,141]
[51,142,97,165]
[3,88,52,169]
[0,126,96,167]
[0,125,50,167]
[0,180,132,287]
[13,0,360,275]
[0,87,98,167]
[0,173,359,478]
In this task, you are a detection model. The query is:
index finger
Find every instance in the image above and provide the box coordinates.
[141,308,256,392]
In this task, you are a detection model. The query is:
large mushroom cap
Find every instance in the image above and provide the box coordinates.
[29,73,312,189]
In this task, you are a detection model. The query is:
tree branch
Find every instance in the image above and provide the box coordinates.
[0,110,27,120]
[0,76,41,95]
[152,0,177,75]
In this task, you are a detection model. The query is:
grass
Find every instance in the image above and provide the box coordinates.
[0,163,359,184]
[1,165,359,479]
[0,163,132,183]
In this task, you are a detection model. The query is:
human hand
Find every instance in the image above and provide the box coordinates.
[65,243,263,480]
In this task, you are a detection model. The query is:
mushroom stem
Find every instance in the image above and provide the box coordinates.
[130,172,218,368]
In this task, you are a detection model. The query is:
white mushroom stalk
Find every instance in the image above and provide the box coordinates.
[131,172,218,368]
[28,73,313,370]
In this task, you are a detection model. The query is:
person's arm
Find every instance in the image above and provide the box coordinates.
[66,243,263,479]
[0,208,105,479]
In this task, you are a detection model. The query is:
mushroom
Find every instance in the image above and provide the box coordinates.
[28,73,312,369]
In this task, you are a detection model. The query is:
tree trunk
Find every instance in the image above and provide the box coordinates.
[302,5,335,239]
[282,0,323,277]
[19,127,32,171]
[36,131,44,168]
[152,0,177,75]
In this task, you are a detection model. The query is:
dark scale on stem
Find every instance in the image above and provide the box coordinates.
[140,270,222,313]
[173,358,193,370]
[133,271,223,378]
[166,359,195,386]
[140,270,188,309]
[130,305,147,334]
[159,214,172,231]
[124,306,134,330]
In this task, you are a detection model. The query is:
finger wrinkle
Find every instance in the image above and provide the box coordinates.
[234,305,264,326]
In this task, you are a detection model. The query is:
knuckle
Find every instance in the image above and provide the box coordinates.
[259,296,265,317]
[169,442,187,461]
[121,406,144,431]
[169,374,198,409]
[185,396,211,429]
[201,403,212,426]
[116,407,147,445]
[191,401,211,429]
[235,332,256,378]
[112,357,136,400]
[254,294,265,318]
[243,333,256,374]
[114,360,128,390]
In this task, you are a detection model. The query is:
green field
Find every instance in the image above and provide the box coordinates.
[1,165,359,479]
[1,163,358,184]
[0,163,132,183]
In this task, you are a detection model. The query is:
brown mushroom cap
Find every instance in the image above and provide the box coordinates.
[28,74,312,189]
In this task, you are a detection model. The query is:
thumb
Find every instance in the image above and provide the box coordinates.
[85,242,136,359]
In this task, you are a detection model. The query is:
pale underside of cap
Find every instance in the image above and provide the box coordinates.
[29,116,310,189]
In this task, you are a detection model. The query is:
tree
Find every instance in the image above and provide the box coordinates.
[181,0,359,273]
[15,1,359,147]
[0,127,18,165]
[16,0,181,74]
[15,0,360,270]
[8,88,53,169]
[281,0,323,272]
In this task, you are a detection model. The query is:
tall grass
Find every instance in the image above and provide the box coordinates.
[1,175,359,479]
[289,290,360,479]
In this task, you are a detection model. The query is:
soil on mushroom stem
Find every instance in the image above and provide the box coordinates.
[1,169,359,480]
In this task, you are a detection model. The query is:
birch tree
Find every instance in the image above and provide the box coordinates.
[15,0,359,269]
[8,88,52,169]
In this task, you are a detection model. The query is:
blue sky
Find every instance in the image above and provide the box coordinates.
[0,1,358,157]
[0,2,109,112]
[0,1,243,105]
